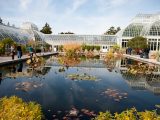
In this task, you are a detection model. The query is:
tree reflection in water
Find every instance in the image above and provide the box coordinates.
[0,72,2,85]
[0,57,51,81]
[58,56,81,67]
[104,56,121,72]
[26,56,46,68]
[27,66,51,77]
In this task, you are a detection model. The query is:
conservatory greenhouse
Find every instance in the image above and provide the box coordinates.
[117,12,160,51]
[0,12,160,52]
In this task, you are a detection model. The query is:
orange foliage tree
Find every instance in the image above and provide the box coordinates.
[63,43,82,57]
[58,56,81,67]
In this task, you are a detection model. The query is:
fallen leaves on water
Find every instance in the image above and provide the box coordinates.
[102,88,128,102]
[52,108,97,120]
[127,64,156,75]
[81,109,96,117]
[68,108,79,117]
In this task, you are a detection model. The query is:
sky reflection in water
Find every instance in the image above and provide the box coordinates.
[0,57,160,119]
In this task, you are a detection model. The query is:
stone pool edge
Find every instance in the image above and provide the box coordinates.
[123,54,160,66]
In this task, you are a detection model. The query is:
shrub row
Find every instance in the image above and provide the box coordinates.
[82,45,100,51]
[94,108,160,120]
[1,96,160,120]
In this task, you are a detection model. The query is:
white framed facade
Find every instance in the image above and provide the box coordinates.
[1,12,160,52]
[117,13,160,51]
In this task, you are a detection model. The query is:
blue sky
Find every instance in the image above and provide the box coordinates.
[0,0,160,34]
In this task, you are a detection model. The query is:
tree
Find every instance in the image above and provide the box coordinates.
[95,108,160,120]
[40,23,52,34]
[0,42,4,55]
[0,96,43,120]
[0,38,16,54]
[58,45,63,52]
[65,32,74,34]
[127,36,148,49]
[45,43,51,51]
[7,22,10,26]
[63,43,81,58]
[59,32,74,34]
[60,32,64,34]
[95,46,100,51]
[0,17,2,24]
[1,38,15,46]
[112,44,120,52]
[117,27,121,32]
[104,26,121,35]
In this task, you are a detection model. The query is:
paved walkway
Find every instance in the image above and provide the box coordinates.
[0,52,58,66]
[1,53,159,66]
[123,54,160,65]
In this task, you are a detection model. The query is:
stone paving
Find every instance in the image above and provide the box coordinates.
[0,52,58,66]
[124,54,160,65]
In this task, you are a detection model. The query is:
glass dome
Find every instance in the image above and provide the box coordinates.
[20,22,38,31]
[0,24,43,44]
[121,13,160,38]
[148,20,160,36]
[122,23,144,37]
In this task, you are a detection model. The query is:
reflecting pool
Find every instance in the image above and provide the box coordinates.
[0,56,160,120]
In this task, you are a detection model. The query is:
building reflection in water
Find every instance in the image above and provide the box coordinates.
[0,57,160,95]
[0,62,52,81]
[119,58,160,95]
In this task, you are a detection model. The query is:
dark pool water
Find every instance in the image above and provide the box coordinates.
[0,56,160,120]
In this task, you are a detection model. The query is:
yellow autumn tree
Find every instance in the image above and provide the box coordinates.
[0,96,43,120]
[63,42,82,57]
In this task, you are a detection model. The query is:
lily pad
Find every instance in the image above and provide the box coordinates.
[67,73,98,81]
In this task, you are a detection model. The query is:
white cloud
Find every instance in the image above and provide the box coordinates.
[65,0,87,15]
[1,0,142,34]
[3,0,57,29]
[109,0,129,7]
[72,0,87,11]
[19,0,32,9]
[98,0,129,10]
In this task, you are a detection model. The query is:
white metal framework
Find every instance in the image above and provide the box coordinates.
[1,12,160,52]
[44,34,116,45]
[118,13,160,51]
[0,24,44,45]
[0,23,117,52]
